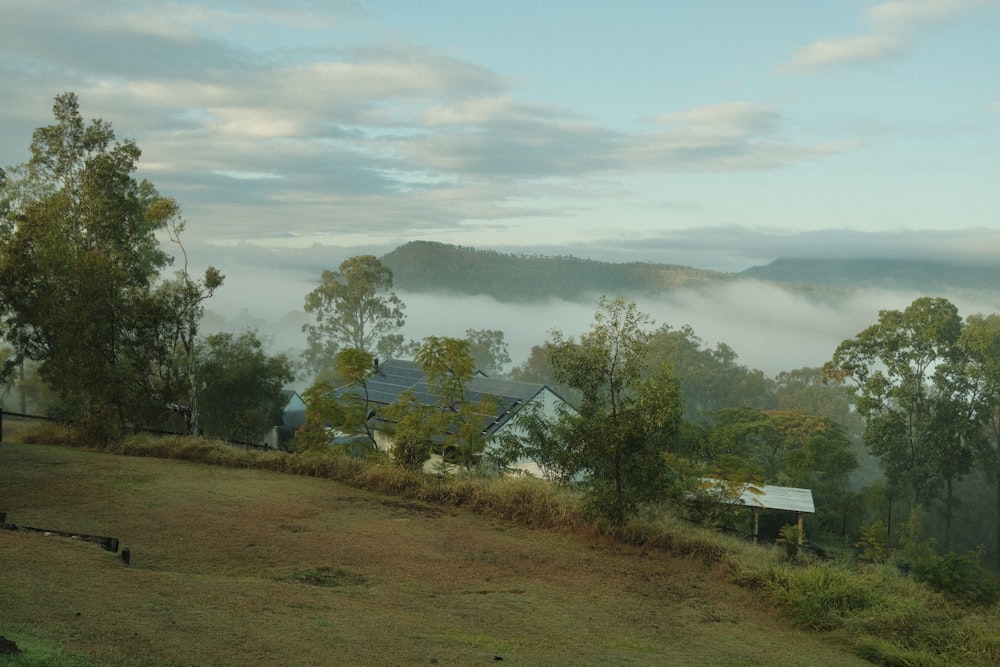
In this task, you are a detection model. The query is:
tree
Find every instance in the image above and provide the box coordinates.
[380,336,497,472]
[706,407,858,538]
[545,296,684,525]
[195,331,294,443]
[0,93,187,438]
[465,328,511,375]
[159,208,224,435]
[953,313,1000,566]
[646,324,774,423]
[302,255,406,378]
[331,347,378,446]
[825,296,970,542]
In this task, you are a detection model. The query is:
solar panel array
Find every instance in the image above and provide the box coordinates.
[355,359,548,437]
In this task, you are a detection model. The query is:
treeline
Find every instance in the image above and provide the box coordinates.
[380,240,728,302]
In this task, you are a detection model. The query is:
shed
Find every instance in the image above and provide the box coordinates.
[703,479,815,545]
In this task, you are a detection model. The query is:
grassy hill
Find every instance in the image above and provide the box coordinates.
[0,440,866,666]
[5,421,1000,666]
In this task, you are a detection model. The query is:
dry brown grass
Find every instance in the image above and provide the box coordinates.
[0,438,868,667]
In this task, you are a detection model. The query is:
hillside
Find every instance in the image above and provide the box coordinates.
[740,258,1000,291]
[380,241,1000,301]
[380,241,730,301]
[0,440,868,667]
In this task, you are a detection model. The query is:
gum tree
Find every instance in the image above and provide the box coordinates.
[825,296,971,542]
[0,93,194,438]
[302,255,406,379]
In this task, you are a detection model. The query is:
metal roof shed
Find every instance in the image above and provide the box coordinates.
[740,484,814,546]
[705,480,815,545]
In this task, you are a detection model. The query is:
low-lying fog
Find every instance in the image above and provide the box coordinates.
[199,263,1000,384]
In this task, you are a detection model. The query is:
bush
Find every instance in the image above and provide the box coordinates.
[911,552,1000,607]
[770,563,878,631]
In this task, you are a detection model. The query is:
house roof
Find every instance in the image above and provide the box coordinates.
[346,358,560,437]
[703,479,815,514]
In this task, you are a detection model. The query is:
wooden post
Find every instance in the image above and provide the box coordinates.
[797,512,804,547]
[752,507,760,544]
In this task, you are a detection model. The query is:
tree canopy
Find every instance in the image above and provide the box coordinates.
[0,92,210,439]
[543,296,684,524]
[302,255,406,379]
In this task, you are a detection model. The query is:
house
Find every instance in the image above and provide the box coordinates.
[264,389,307,450]
[343,358,566,476]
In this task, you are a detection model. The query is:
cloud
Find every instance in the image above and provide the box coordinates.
[783,0,997,73]
[620,102,850,172]
[783,35,905,72]
[0,2,854,249]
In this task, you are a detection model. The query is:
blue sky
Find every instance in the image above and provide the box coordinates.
[1,0,999,274]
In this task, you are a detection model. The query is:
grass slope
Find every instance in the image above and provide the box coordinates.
[0,442,866,667]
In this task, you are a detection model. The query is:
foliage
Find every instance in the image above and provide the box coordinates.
[911,550,1000,606]
[292,381,342,451]
[195,330,294,443]
[0,92,199,440]
[383,389,432,470]
[769,562,878,631]
[380,240,724,303]
[777,523,804,560]
[954,313,1000,568]
[825,297,973,532]
[492,401,579,482]
[646,324,775,423]
[855,521,889,564]
[704,407,858,537]
[465,328,511,376]
[897,506,1000,605]
[417,337,496,471]
[302,255,406,378]
[542,296,684,525]
[160,211,224,435]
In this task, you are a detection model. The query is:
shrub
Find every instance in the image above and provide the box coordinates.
[770,563,878,631]
[911,551,1000,607]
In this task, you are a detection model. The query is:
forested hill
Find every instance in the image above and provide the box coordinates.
[380,241,729,301]
[381,242,1000,301]
[740,258,1000,291]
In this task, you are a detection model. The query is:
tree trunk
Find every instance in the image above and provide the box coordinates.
[944,476,953,551]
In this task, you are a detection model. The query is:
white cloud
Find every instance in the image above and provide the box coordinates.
[620,102,849,172]
[866,0,991,32]
[783,0,997,73]
[783,34,904,72]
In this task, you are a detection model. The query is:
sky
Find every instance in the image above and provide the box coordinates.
[2,1,1000,373]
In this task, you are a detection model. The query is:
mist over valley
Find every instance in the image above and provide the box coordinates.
[194,240,1000,382]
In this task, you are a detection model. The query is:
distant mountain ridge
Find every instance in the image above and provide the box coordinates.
[740,258,1000,292]
[380,241,728,302]
[379,241,999,301]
